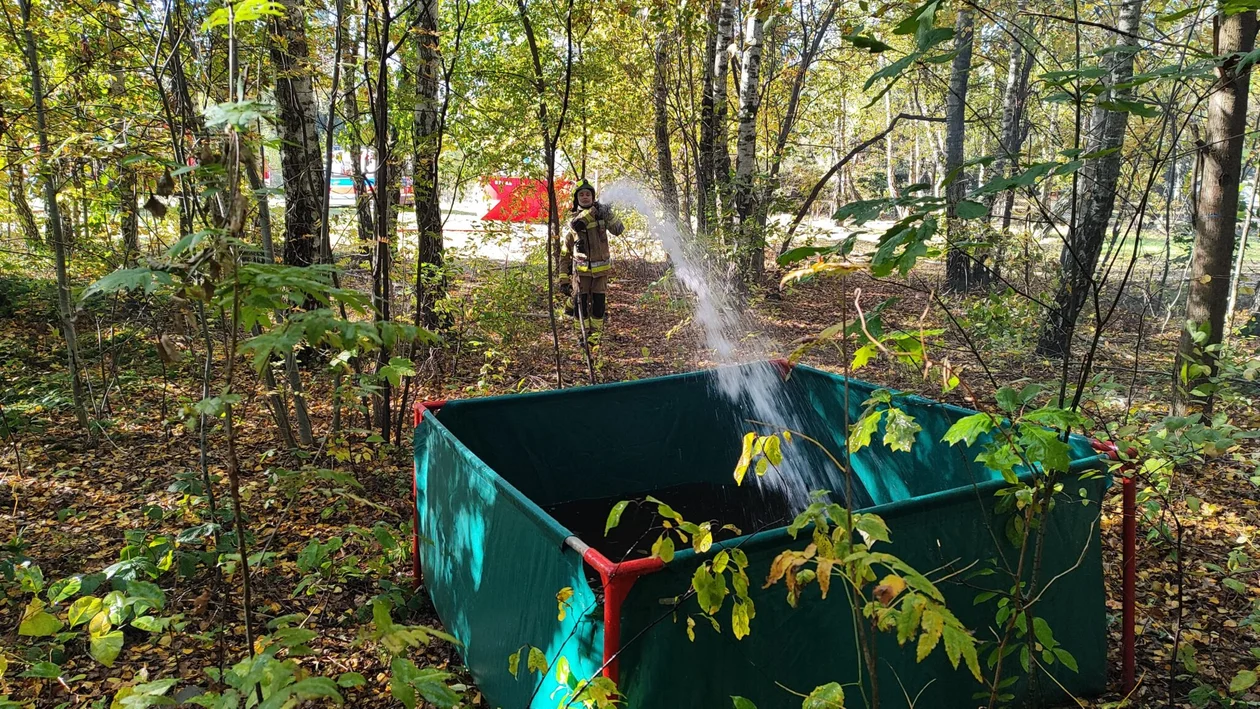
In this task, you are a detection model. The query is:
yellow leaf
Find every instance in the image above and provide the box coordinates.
[89,610,113,638]
[873,574,907,605]
[556,587,574,621]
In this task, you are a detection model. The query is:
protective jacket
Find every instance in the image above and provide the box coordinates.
[563,201,624,279]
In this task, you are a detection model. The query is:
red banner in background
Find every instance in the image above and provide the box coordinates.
[482,177,572,222]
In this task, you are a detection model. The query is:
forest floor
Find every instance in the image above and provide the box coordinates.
[2,256,1259,708]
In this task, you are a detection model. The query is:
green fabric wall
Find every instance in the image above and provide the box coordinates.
[416,363,1110,709]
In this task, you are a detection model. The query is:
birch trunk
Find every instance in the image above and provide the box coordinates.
[712,0,736,229]
[734,7,766,282]
[269,0,326,267]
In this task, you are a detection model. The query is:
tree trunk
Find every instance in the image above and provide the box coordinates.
[345,20,375,249]
[1161,150,1179,290]
[19,0,91,435]
[370,4,395,441]
[243,143,275,259]
[768,0,839,183]
[1037,0,1144,356]
[832,106,846,214]
[697,4,718,236]
[712,0,736,230]
[943,8,976,293]
[1226,158,1259,340]
[269,0,326,267]
[884,89,899,204]
[734,8,766,283]
[1178,9,1258,406]
[1000,99,1034,231]
[987,0,1032,223]
[106,1,138,264]
[414,0,444,329]
[933,124,944,198]
[0,110,40,247]
[654,32,680,220]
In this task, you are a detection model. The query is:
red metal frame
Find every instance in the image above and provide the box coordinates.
[412,400,447,589]
[1092,438,1138,695]
[770,357,795,378]
[564,537,666,684]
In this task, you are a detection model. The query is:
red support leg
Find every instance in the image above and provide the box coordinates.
[1122,472,1136,694]
[565,538,665,685]
[411,400,447,590]
[1092,438,1137,695]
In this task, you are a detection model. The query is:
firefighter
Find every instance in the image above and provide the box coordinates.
[561,179,624,344]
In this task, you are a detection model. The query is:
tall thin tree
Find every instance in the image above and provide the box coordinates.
[734,4,767,282]
[943,8,976,294]
[654,31,680,220]
[18,0,91,435]
[696,3,719,236]
[1037,0,1145,356]
[711,0,736,230]
[414,0,444,328]
[1179,8,1258,405]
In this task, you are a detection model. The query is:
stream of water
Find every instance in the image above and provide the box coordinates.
[600,181,827,512]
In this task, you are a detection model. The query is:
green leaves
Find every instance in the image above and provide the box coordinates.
[916,607,944,661]
[844,33,892,53]
[202,0,286,30]
[650,534,675,563]
[528,646,548,675]
[943,413,994,447]
[871,217,937,277]
[378,356,416,388]
[46,576,80,604]
[82,267,173,301]
[1096,99,1160,118]
[692,565,728,615]
[995,386,1022,412]
[735,433,788,484]
[954,200,987,219]
[849,410,883,452]
[205,100,274,130]
[1230,669,1258,694]
[510,645,549,678]
[68,596,103,628]
[90,630,125,667]
[943,625,982,681]
[732,698,758,709]
[735,432,757,484]
[111,678,180,707]
[802,682,845,708]
[390,657,459,709]
[604,500,629,536]
[1023,406,1089,431]
[1018,426,1071,473]
[731,599,752,640]
[853,513,891,545]
[882,408,921,453]
[778,245,834,266]
[18,599,63,637]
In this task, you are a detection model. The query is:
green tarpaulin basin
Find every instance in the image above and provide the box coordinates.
[411,362,1112,708]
